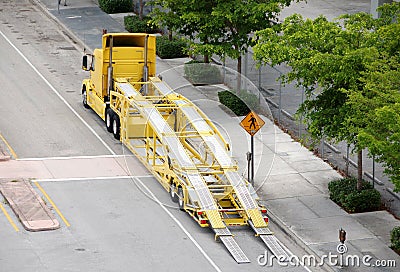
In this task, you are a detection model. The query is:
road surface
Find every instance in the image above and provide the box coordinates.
[0,1,311,271]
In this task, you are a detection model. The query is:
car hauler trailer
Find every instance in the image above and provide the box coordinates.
[81,33,288,263]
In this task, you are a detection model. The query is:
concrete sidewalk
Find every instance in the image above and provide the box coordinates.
[14,0,400,270]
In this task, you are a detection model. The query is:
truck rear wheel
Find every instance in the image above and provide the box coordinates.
[112,114,120,140]
[82,87,90,109]
[105,109,113,133]
[177,187,184,211]
[170,183,178,203]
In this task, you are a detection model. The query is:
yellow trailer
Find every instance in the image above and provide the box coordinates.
[81,33,288,263]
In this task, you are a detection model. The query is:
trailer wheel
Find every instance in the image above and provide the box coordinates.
[105,108,113,133]
[82,87,90,109]
[112,114,120,140]
[170,183,178,203]
[177,187,184,211]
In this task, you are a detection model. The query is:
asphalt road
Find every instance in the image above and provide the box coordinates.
[0,0,118,158]
[0,1,311,271]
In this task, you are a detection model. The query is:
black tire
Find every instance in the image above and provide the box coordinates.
[105,108,113,133]
[82,87,90,109]
[170,183,178,203]
[177,187,184,211]
[112,114,120,140]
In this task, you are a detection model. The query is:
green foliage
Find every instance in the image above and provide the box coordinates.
[328,178,381,213]
[184,61,222,85]
[124,15,159,34]
[218,90,260,116]
[391,226,400,251]
[254,13,377,145]
[253,2,400,190]
[218,91,249,116]
[156,36,188,59]
[150,0,296,72]
[99,0,132,14]
[358,103,400,191]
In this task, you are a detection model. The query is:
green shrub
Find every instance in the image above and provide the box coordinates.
[184,60,222,85]
[156,36,188,59]
[218,90,261,116]
[344,189,381,213]
[328,178,381,213]
[237,90,260,113]
[99,0,132,14]
[124,15,159,34]
[391,226,400,251]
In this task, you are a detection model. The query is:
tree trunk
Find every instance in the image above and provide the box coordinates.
[168,30,172,41]
[237,54,242,75]
[236,54,242,93]
[357,150,363,191]
[204,54,209,63]
[139,0,144,20]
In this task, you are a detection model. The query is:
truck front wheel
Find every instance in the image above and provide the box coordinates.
[105,108,114,133]
[112,114,120,140]
[82,87,90,109]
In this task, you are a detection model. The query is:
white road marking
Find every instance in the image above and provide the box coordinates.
[35,175,153,183]
[133,176,223,272]
[17,154,133,161]
[35,175,222,271]
[0,30,116,155]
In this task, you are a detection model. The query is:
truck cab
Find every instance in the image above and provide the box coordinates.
[82,33,156,120]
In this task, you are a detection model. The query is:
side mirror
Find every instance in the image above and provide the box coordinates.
[82,55,89,71]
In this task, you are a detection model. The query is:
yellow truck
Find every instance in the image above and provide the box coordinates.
[81,33,288,263]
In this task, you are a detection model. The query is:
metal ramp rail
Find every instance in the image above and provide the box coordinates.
[173,95,289,259]
[114,82,249,263]
[111,79,290,263]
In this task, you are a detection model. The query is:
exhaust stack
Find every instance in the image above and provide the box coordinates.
[107,35,114,100]
[142,35,149,95]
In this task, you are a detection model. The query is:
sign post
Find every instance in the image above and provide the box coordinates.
[240,111,265,186]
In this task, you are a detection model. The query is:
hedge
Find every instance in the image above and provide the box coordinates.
[328,178,381,213]
[391,226,400,252]
[218,90,260,116]
[156,36,188,59]
[124,15,159,34]
[99,0,132,14]
[184,60,222,85]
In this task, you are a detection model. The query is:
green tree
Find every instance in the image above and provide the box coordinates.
[253,3,399,189]
[355,59,400,191]
[341,3,400,191]
[148,0,181,40]
[150,0,296,71]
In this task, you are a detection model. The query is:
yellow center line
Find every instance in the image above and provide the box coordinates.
[33,181,71,227]
[0,132,18,159]
[0,202,19,232]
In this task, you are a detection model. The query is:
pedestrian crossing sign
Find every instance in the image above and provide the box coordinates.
[240,111,265,136]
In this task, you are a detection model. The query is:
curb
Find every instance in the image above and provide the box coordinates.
[267,210,336,272]
[0,153,11,161]
[29,0,87,52]
[0,144,11,161]
[387,188,400,201]
[0,178,60,231]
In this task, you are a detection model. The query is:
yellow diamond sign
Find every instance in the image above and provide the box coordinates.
[240,111,265,136]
